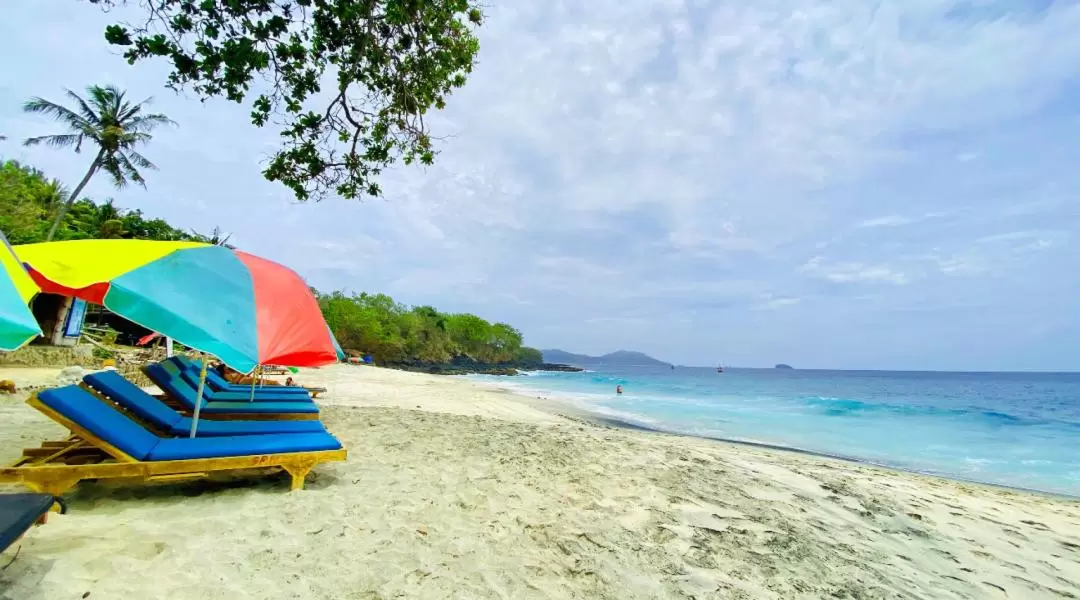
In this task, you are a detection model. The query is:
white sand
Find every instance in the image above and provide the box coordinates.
[1,364,1078,599]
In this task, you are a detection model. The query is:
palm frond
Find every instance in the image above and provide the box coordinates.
[89,85,124,120]
[127,112,176,133]
[65,89,101,126]
[23,133,82,149]
[116,153,147,188]
[118,96,153,122]
[99,154,128,189]
[23,97,92,132]
[123,149,157,170]
[22,134,81,150]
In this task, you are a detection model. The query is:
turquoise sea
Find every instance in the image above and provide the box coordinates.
[469,366,1080,496]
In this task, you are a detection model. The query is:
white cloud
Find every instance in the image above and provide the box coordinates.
[856,215,914,228]
[3,1,1080,369]
[800,257,909,285]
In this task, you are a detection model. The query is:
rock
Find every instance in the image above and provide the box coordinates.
[54,365,113,387]
[536,363,584,372]
[774,364,794,370]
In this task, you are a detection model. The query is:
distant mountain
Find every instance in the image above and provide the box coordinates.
[542,349,671,367]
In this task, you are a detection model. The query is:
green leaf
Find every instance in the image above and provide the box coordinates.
[96,0,483,202]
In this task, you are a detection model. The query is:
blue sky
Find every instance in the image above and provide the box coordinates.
[1,1,1078,371]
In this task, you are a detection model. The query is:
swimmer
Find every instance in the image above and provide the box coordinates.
[616,385,623,395]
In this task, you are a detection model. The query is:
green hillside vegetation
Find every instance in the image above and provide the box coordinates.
[1,158,543,373]
[318,291,543,372]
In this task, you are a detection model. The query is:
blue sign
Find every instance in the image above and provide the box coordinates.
[63,298,88,338]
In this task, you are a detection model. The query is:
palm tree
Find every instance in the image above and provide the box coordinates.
[190,225,234,248]
[22,85,175,241]
[37,179,69,214]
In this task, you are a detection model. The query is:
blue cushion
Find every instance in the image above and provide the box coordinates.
[145,364,318,414]
[144,364,201,411]
[206,371,309,395]
[36,386,340,461]
[177,368,314,403]
[37,386,160,460]
[198,400,320,414]
[148,431,341,461]
[182,419,327,437]
[168,357,310,395]
[84,371,325,436]
[84,371,183,429]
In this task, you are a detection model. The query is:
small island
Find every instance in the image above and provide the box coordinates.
[774,364,794,370]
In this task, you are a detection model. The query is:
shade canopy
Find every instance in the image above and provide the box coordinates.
[0,231,42,350]
[17,239,338,372]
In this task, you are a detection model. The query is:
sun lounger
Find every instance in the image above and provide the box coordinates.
[143,364,320,420]
[160,360,314,403]
[169,357,329,398]
[0,386,346,495]
[176,368,316,402]
[1,494,64,551]
[83,371,327,437]
[167,357,312,396]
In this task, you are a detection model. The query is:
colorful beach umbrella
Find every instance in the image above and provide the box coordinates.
[0,231,42,350]
[15,239,338,373]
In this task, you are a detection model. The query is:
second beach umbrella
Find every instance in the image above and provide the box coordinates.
[0,231,42,350]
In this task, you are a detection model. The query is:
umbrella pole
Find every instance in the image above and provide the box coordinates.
[189,353,209,438]
[249,364,258,402]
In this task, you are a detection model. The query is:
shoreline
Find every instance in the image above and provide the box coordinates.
[468,376,1080,501]
[563,410,1080,502]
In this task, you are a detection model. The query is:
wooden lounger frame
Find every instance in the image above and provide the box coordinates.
[0,395,346,496]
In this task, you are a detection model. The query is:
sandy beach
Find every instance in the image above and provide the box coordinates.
[1,364,1078,599]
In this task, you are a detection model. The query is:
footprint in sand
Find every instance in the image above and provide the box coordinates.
[1001,528,1031,542]
[931,548,961,564]
[1019,519,1052,532]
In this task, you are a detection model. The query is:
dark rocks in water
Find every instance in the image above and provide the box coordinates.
[775,363,794,369]
[537,363,584,373]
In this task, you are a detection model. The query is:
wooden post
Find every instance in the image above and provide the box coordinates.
[50,297,74,346]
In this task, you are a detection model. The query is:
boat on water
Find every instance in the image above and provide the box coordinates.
[716,363,724,374]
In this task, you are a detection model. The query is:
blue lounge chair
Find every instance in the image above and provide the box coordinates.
[159,359,313,403]
[174,367,314,403]
[167,357,312,396]
[1,494,64,550]
[0,386,346,495]
[143,364,319,419]
[83,371,327,437]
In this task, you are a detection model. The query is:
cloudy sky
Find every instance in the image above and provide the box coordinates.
[2,1,1078,371]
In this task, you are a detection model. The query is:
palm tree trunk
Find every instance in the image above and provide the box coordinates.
[45,148,105,241]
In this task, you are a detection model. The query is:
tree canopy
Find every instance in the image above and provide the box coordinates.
[317,290,543,369]
[90,0,483,202]
[2,158,542,371]
[0,159,195,244]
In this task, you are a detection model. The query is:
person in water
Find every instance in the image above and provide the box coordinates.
[616,384,623,395]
